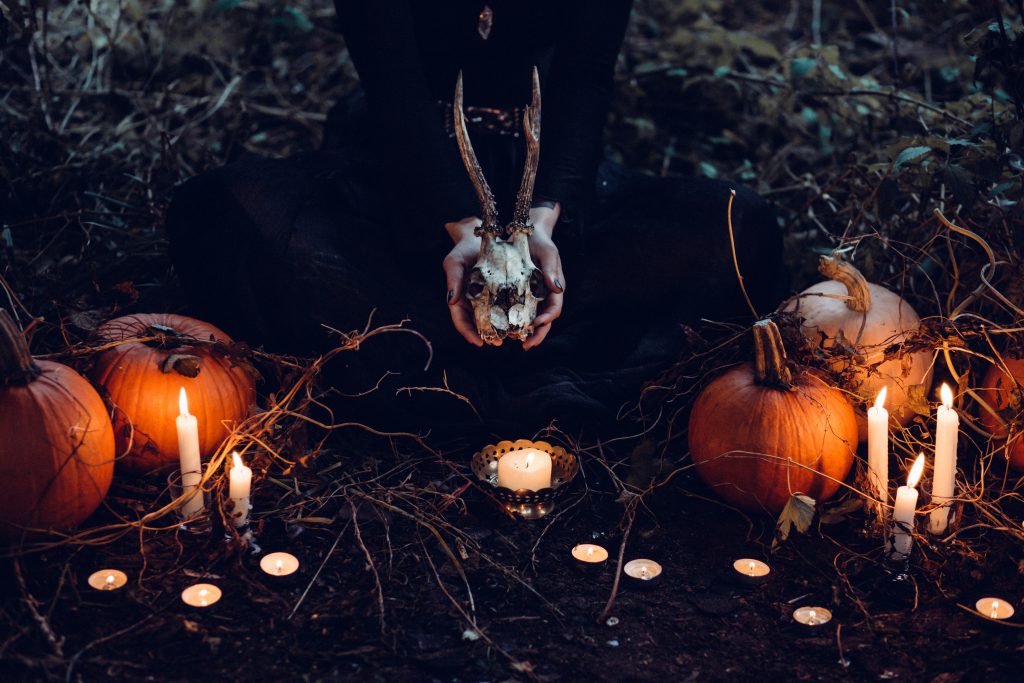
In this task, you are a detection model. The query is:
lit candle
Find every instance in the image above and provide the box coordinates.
[496,448,552,492]
[976,597,1014,620]
[732,558,770,585]
[181,583,222,608]
[792,605,832,630]
[228,451,252,528]
[260,552,300,578]
[866,387,889,523]
[889,454,926,560]
[571,543,609,571]
[175,387,205,519]
[929,384,959,534]
[87,569,127,592]
[622,558,662,588]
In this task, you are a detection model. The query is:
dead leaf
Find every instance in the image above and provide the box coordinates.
[773,493,816,550]
[161,353,202,377]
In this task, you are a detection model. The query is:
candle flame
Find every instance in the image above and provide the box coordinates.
[587,546,595,557]
[525,452,534,468]
[807,609,818,625]
[275,559,284,574]
[179,386,190,416]
[907,453,925,488]
[940,383,953,409]
[748,561,756,576]
[874,386,887,410]
[991,600,1000,619]
[105,574,115,589]
[232,451,244,470]
[198,588,209,606]
[640,566,649,579]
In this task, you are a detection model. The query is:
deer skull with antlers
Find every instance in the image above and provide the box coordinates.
[454,68,547,344]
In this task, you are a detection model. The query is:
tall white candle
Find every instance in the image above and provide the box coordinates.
[175,387,205,518]
[889,454,925,560]
[929,384,959,534]
[866,386,889,523]
[228,451,252,528]
[496,448,552,492]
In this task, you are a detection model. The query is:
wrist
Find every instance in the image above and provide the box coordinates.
[529,202,560,239]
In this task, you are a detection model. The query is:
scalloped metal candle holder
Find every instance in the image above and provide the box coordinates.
[471,439,579,519]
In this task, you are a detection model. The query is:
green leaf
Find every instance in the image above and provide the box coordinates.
[772,493,816,550]
[893,146,932,169]
[790,57,817,78]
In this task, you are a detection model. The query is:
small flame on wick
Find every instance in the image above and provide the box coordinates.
[198,588,209,606]
[907,453,926,489]
[104,574,115,589]
[275,559,284,575]
[747,561,756,576]
[807,609,818,625]
[640,566,649,579]
[874,386,888,410]
[940,383,953,410]
[178,386,190,416]
[991,600,1000,619]
[232,451,244,470]
[524,452,534,468]
[587,546,595,557]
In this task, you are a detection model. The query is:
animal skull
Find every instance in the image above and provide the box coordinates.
[454,68,547,344]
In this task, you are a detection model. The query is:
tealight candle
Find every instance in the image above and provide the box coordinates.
[888,453,925,561]
[976,597,1015,620]
[929,384,959,535]
[732,558,770,585]
[87,569,127,592]
[175,387,205,519]
[623,559,662,589]
[496,448,552,492]
[866,387,889,523]
[571,544,609,571]
[228,451,252,528]
[792,605,832,630]
[260,552,300,578]
[181,583,222,609]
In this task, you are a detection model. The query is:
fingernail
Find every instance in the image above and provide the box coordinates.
[554,279,563,292]
[447,289,454,303]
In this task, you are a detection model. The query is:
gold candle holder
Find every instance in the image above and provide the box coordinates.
[471,439,578,519]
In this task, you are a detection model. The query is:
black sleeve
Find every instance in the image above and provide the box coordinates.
[333,1,479,224]
[534,0,633,220]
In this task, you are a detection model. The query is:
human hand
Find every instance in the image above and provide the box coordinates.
[443,216,485,347]
[523,204,564,351]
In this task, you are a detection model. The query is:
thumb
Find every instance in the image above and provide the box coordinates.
[537,248,564,293]
[445,258,465,304]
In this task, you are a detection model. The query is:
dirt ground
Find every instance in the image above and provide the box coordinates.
[2,1,1023,681]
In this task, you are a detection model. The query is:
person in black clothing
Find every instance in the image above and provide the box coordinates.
[166,1,785,431]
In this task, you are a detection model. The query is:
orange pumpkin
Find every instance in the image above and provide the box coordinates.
[688,319,858,514]
[90,313,256,475]
[782,255,932,441]
[0,310,115,541]
[977,357,1024,472]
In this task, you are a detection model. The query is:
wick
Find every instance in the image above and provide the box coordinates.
[807,610,818,626]
[524,452,534,468]
[275,559,284,575]
[104,574,115,590]
[747,561,756,576]
[991,601,1000,619]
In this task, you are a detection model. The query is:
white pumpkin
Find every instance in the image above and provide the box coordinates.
[782,255,932,440]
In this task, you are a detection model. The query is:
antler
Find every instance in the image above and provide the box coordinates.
[509,67,541,235]
[454,72,500,236]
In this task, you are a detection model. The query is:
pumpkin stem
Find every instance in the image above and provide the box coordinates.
[0,310,43,385]
[753,319,794,389]
[818,255,871,313]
